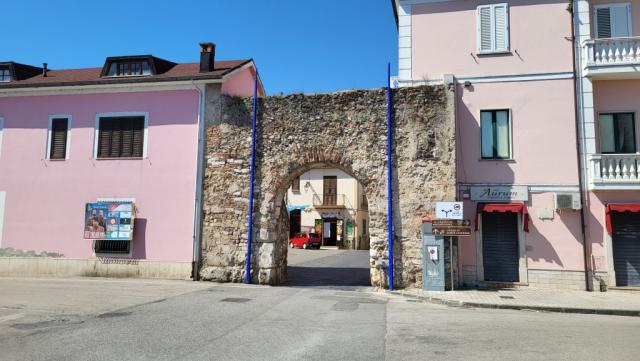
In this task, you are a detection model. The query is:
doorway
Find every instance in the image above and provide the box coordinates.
[289,209,301,238]
[481,212,519,282]
[322,218,338,246]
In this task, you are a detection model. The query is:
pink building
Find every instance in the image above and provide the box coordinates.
[0,43,261,279]
[393,0,588,289]
[576,0,640,289]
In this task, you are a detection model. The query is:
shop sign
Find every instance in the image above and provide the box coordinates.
[470,186,528,201]
[435,202,463,220]
[84,202,135,241]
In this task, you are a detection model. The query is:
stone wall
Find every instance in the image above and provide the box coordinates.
[200,85,455,288]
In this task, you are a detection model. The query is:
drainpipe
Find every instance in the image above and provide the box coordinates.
[191,80,206,281]
[245,71,259,284]
[386,63,395,291]
[569,2,594,291]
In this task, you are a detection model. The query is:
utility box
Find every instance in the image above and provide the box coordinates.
[422,222,445,291]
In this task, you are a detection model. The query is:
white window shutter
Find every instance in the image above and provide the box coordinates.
[478,5,493,52]
[494,4,509,51]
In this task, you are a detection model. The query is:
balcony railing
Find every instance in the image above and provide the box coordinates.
[584,37,640,77]
[312,194,348,209]
[589,154,640,189]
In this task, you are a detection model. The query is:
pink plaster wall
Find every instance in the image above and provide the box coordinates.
[593,79,640,153]
[457,79,579,185]
[586,191,640,272]
[458,192,584,276]
[590,0,640,37]
[221,67,263,96]
[411,0,573,79]
[0,90,199,261]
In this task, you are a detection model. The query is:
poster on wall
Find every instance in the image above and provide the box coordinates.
[314,219,323,236]
[84,202,135,241]
[346,219,354,238]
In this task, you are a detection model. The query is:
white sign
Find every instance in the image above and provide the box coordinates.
[436,202,463,220]
[428,246,439,261]
[470,186,528,201]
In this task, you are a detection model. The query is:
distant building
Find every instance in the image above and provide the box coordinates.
[286,168,369,250]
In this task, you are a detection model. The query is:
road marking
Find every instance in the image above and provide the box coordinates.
[0,313,24,323]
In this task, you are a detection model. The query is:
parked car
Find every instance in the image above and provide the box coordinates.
[289,232,322,249]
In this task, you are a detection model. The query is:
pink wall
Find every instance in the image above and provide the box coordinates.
[593,79,640,153]
[221,67,263,96]
[458,193,584,274]
[0,90,199,261]
[457,79,579,185]
[411,0,573,79]
[590,0,640,37]
[586,191,640,272]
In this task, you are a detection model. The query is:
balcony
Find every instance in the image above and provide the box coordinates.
[312,194,348,209]
[584,37,640,79]
[589,154,640,190]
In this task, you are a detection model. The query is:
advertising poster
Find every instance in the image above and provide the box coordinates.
[84,202,135,240]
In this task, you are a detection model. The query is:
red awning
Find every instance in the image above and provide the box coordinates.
[605,203,640,233]
[475,203,530,232]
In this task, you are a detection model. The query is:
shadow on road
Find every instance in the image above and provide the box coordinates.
[283,266,371,288]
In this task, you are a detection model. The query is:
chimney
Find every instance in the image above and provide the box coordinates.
[42,62,48,77]
[199,42,216,73]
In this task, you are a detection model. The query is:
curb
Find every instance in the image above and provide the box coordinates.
[387,290,640,317]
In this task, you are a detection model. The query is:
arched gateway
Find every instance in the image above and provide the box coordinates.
[200,85,455,289]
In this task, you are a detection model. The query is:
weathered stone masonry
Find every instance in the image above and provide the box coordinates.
[200,85,455,288]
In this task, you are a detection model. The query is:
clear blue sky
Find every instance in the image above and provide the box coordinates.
[2,1,398,95]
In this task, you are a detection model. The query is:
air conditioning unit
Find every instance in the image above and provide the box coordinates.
[554,193,582,210]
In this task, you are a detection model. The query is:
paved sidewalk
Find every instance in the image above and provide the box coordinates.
[391,287,640,316]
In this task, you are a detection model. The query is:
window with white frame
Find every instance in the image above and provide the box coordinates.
[0,68,10,82]
[95,114,146,159]
[477,3,509,53]
[481,110,511,159]
[594,3,632,39]
[47,116,71,160]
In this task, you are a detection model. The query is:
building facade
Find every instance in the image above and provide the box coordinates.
[0,43,261,279]
[575,0,640,289]
[393,0,589,289]
[286,168,370,250]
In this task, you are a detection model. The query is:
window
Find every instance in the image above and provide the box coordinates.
[477,3,509,53]
[362,219,367,235]
[594,3,631,39]
[96,115,146,159]
[599,113,636,154]
[107,61,151,77]
[94,240,130,254]
[292,176,300,192]
[47,117,71,160]
[0,68,10,82]
[481,110,511,159]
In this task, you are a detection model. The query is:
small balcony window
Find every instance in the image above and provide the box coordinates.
[599,113,636,154]
[107,61,151,77]
[0,68,11,82]
[594,3,631,39]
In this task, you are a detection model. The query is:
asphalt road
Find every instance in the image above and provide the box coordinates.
[0,249,639,361]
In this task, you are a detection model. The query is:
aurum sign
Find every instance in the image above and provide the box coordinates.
[470,186,528,201]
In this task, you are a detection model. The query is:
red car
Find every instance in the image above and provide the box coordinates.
[289,232,322,249]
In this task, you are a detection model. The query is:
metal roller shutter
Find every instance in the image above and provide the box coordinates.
[482,212,519,282]
[612,212,640,287]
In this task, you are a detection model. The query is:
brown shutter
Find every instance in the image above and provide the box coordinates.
[97,116,145,158]
[49,118,68,159]
[132,117,144,157]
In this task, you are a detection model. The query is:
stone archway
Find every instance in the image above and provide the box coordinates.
[200,86,455,289]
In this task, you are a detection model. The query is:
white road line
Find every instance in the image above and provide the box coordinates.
[0,313,24,323]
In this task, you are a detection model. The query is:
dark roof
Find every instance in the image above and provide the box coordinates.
[0,59,252,89]
[391,0,398,27]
